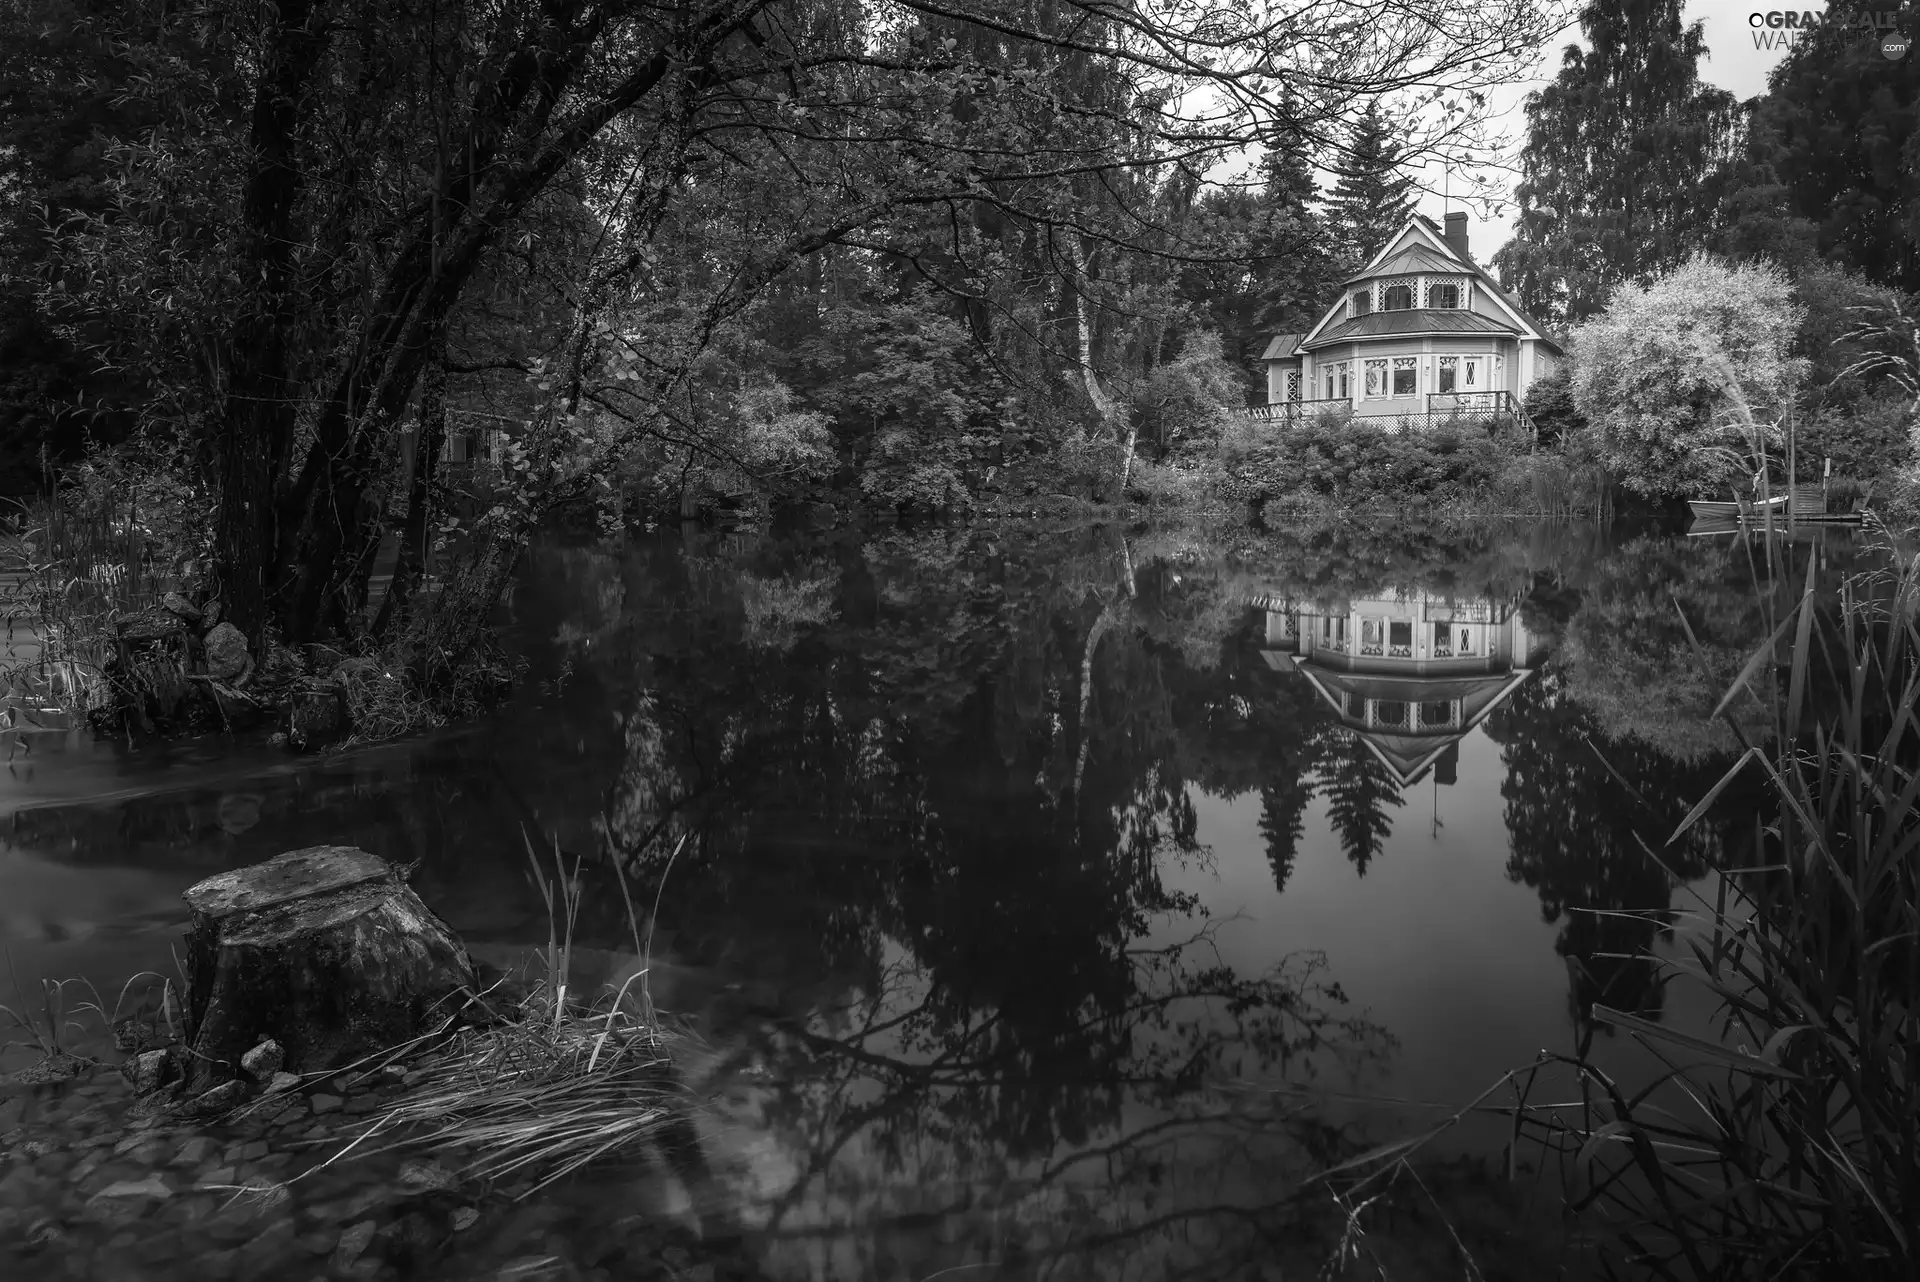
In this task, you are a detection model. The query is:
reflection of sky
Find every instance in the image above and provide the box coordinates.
[1164,726,1568,1139]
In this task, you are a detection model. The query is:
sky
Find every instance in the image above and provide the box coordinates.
[1414,0,1824,265]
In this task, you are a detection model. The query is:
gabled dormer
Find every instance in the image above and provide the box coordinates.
[1297,214,1559,353]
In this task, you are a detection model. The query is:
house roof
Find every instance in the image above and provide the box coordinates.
[1345,243,1462,282]
[1297,216,1565,356]
[1291,663,1537,786]
[1260,332,1304,361]
[1302,310,1516,350]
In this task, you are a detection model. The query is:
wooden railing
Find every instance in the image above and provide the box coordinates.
[1426,391,1518,420]
[1248,397,1350,423]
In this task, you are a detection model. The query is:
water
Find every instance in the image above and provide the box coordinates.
[0,517,1865,1279]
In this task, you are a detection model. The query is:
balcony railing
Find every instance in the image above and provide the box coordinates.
[1249,389,1524,428]
[1426,390,1518,421]
[1248,397,1350,423]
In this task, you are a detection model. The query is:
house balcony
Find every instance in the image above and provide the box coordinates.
[1248,397,1349,423]
[1426,390,1519,425]
[1247,389,1524,430]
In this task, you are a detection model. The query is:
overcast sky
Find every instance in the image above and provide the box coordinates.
[1415,0,1818,265]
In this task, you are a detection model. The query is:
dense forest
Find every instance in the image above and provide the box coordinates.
[0,0,1541,661]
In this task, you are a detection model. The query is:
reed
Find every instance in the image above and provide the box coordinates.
[1504,528,1920,1278]
[318,833,685,1198]
[0,467,197,744]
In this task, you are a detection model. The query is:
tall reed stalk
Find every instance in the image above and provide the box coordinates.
[0,478,175,739]
[1505,529,1920,1278]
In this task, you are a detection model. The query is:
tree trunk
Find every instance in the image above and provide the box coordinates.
[373,323,450,640]
[213,0,331,642]
[181,846,475,1094]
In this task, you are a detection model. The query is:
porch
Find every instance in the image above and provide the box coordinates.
[1247,390,1523,431]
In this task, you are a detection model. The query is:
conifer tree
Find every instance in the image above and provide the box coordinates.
[1325,102,1418,268]
[1492,1,1742,326]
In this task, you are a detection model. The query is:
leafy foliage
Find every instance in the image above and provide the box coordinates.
[1492,1,1742,327]
[1568,256,1807,499]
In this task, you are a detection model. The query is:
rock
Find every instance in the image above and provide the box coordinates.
[112,1013,175,1053]
[333,1219,377,1269]
[234,1140,269,1163]
[126,1081,186,1120]
[178,846,476,1094]
[203,622,250,681]
[162,592,202,624]
[265,1071,302,1096]
[397,1159,458,1194]
[117,606,188,646]
[174,1080,248,1119]
[90,1175,173,1202]
[7,1051,94,1085]
[451,1206,479,1232]
[200,599,222,630]
[308,1094,343,1115]
[122,1048,176,1095]
[285,687,346,752]
[196,1166,237,1189]
[173,1138,220,1168]
[241,1039,285,1081]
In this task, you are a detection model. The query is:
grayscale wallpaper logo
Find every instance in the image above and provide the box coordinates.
[1748,9,1907,57]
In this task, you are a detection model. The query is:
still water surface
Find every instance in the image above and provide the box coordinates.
[0,518,1860,1279]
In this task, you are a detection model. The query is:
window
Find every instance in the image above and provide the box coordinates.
[1420,700,1454,729]
[1382,282,1414,311]
[1374,701,1408,728]
[1431,621,1452,657]
[1392,357,1417,397]
[1388,620,1413,657]
[1456,626,1475,656]
[1360,617,1384,656]
[1324,367,1335,400]
[1351,290,1372,317]
[1285,371,1301,402]
[1437,356,1457,393]
[1338,363,1350,398]
[1363,359,1386,398]
[1427,282,1460,309]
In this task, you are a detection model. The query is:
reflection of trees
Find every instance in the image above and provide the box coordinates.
[1318,731,1403,878]
[1484,664,1742,1034]
[1557,535,1778,763]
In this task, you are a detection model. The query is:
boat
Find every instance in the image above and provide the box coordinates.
[1687,495,1787,522]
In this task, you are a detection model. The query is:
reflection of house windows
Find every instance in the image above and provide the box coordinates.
[1383,282,1414,311]
[1392,357,1417,397]
[1360,616,1384,656]
[1363,360,1387,399]
[1374,700,1408,728]
[1431,621,1452,657]
[1388,619,1412,657]
[1457,626,1475,655]
[1437,356,1457,393]
[1420,700,1454,729]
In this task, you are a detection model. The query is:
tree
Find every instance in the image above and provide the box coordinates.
[1568,255,1807,499]
[37,0,1557,678]
[1491,1,1742,326]
[1324,102,1417,268]
[1743,0,1920,293]
[1319,730,1402,877]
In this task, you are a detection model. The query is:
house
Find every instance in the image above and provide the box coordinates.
[1252,586,1542,787]
[1254,213,1563,428]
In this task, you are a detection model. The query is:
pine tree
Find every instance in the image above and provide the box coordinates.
[1258,776,1315,895]
[1739,0,1920,292]
[1492,1,1742,326]
[1320,731,1403,878]
[1324,102,1417,269]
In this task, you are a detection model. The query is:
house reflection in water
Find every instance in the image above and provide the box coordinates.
[1254,590,1543,787]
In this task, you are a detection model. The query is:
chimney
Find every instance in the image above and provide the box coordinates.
[1444,211,1470,262]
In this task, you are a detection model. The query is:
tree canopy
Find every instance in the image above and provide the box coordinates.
[1492,0,1742,327]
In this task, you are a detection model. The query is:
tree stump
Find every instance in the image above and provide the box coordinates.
[181,846,475,1093]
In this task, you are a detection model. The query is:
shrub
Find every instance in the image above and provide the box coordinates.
[1219,412,1511,508]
